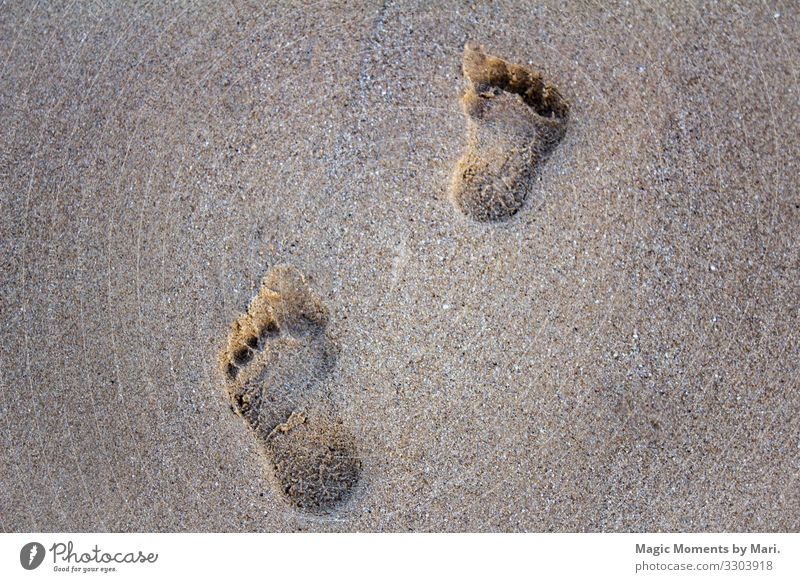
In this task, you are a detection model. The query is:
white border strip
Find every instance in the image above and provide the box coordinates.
[2,533,798,581]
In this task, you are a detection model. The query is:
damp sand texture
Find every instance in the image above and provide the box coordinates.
[1,2,798,532]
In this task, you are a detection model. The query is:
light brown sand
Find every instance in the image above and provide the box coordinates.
[1,1,798,532]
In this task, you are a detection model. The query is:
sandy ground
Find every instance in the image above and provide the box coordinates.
[1,1,798,532]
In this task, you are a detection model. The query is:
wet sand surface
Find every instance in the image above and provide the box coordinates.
[1,1,798,531]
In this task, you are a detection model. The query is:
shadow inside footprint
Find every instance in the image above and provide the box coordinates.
[450,43,570,222]
[220,265,360,514]
[268,410,361,513]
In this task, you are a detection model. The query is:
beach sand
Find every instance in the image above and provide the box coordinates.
[1,1,798,531]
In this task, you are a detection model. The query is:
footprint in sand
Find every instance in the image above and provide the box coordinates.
[220,265,360,514]
[449,43,570,222]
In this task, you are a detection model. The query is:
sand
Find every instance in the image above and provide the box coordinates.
[1,1,798,532]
